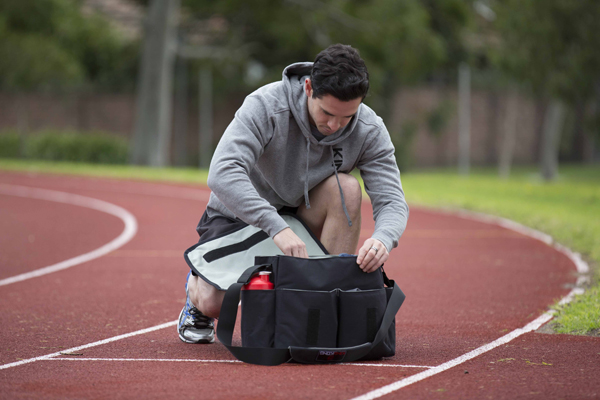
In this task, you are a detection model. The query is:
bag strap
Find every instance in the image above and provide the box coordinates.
[216,264,406,366]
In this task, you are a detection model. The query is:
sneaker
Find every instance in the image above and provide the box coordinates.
[178,272,215,344]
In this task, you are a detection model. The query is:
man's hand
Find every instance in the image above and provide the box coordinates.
[356,238,388,273]
[273,228,309,258]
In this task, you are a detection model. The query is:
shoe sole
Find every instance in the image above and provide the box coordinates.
[177,308,215,344]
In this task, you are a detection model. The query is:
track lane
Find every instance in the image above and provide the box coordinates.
[0,194,124,280]
[0,171,588,399]
[0,184,137,286]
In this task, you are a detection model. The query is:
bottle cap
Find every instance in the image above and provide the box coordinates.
[259,271,271,276]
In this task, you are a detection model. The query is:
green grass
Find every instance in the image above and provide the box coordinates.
[553,288,600,335]
[1,159,599,334]
[399,164,600,335]
[401,165,600,268]
[0,159,209,184]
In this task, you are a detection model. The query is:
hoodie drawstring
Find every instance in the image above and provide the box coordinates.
[330,147,352,227]
[304,139,311,209]
[302,140,352,227]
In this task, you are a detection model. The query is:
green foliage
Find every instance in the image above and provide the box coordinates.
[390,120,419,171]
[23,131,129,164]
[181,0,476,112]
[0,131,22,158]
[491,0,600,103]
[0,0,139,91]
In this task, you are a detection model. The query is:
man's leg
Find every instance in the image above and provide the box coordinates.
[178,271,222,344]
[187,274,224,318]
[297,173,362,255]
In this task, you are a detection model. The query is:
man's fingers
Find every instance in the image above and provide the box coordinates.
[357,239,388,273]
[363,253,379,273]
[297,247,308,258]
[273,228,308,258]
[359,248,376,271]
[365,255,383,273]
[356,241,374,264]
[289,243,308,258]
[300,246,309,259]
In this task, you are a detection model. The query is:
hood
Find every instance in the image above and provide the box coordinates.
[281,62,356,226]
[282,62,361,147]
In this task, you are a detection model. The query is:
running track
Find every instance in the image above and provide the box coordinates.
[0,171,598,399]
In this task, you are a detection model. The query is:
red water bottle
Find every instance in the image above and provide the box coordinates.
[242,271,274,290]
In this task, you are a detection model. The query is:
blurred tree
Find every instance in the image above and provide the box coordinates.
[0,0,139,91]
[174,0,476,171]
[179,0,475,118]
[490,0,600,179]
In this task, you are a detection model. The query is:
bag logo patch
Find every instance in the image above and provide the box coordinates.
[316,350,346,362]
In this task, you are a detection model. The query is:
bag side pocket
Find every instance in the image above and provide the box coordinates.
[361,286,396,360]
[338,288,387,349]
[275,289,338,348]
[241,290,275,348]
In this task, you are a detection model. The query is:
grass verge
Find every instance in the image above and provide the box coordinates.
[1,159,598,335]
[399,164,600,335]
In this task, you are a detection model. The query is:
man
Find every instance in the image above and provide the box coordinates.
[178,44,408,344]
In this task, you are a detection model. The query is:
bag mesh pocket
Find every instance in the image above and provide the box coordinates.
[275,289,338,348]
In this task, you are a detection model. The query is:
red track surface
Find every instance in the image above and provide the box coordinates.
[0,171,598,399]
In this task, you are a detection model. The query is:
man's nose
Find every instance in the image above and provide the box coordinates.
[328,119,340,131]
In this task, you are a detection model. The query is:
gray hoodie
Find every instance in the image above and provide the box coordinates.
[206,62,408,252]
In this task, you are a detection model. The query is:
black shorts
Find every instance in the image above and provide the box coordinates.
[195,207,300,240]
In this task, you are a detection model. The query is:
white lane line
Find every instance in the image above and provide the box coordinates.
[351,312,555,400]
[0,184,138,286]
[41,358,434,369]
[45,358,242,363]
[350,208,591,400]
[0,320,177,371]
[339,363,433,369]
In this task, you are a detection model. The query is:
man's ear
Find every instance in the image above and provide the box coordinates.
[304,78,313,98]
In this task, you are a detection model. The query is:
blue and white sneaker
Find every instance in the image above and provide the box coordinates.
[178,272,215,344]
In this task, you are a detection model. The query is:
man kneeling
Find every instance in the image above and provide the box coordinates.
[178,44,408,344]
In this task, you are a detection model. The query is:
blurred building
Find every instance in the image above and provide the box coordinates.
[81,0,144,40]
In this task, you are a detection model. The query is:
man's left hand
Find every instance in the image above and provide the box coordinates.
[356,238,388,273]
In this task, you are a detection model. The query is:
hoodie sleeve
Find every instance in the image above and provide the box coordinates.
[207,95,290,238]
[357,120,409,251]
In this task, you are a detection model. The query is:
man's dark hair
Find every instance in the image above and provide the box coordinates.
[310,44,369,101]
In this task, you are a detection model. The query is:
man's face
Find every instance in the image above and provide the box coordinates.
[305,79,362,136]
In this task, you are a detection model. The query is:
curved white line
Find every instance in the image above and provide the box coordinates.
[351,206,591,400]
[0,184,138,286]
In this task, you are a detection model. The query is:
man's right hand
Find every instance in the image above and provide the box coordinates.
[273,227,308,258]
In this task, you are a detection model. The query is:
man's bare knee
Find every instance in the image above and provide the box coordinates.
[335,173,362,216]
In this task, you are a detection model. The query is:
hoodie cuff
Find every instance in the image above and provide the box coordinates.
[258,212,290,239]
[371,233,394,253]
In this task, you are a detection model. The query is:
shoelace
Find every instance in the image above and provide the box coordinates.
[186,306,213,328]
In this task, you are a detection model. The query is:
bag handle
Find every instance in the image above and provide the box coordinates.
[217,264,405,366]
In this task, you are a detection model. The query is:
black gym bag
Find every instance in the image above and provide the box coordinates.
[217,254,406,366]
